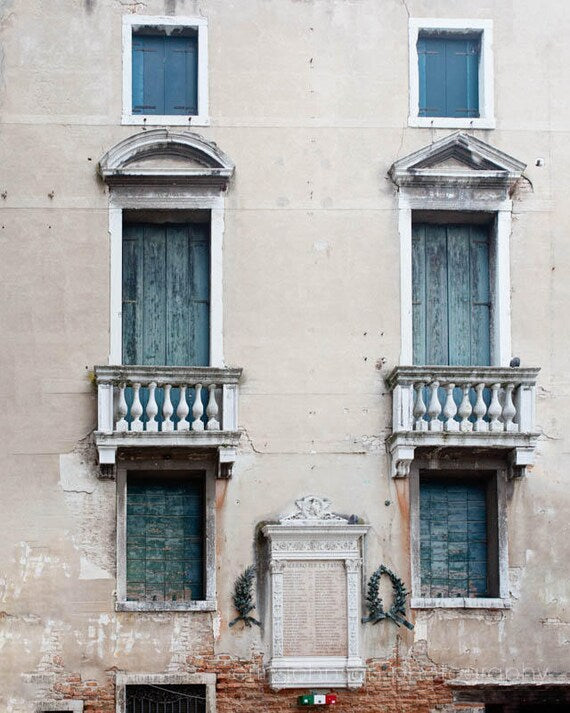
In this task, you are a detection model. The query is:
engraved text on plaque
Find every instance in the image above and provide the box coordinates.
[282,560,347,657]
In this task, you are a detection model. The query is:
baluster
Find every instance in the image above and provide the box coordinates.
[427,380,442,431]
[473,382,488,432]
[488,383,503,432]
[206,384,220,430]
[116,382,128,432]
[192,383,205,431]
[443,382,458,432]
[176,385,190,431]
[413,382,428,431]
[130,382,143,432]
[162,383,174,432]
[145,381,158,432]
[458,384,473,432]
[503,383,517,432]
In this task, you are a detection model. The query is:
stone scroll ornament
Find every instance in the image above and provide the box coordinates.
[362,564,414,630]
[229,565,261,628]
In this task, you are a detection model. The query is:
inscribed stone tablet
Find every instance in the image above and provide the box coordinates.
[282,560,347,657]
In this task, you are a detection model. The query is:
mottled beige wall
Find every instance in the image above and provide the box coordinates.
[0,0,569,709]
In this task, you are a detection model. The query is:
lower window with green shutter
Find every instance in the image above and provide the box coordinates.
[419,472,498,599]
[126,472,205,603]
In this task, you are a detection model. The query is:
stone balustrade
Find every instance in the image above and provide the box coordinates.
[386,366,540,478]
[94,365,242,468]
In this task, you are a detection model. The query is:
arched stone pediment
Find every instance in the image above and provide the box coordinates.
[389,131,526,189]
[98,129,234,187]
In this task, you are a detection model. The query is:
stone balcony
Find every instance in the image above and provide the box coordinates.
[94,365,242,475]
[386,365,540,478]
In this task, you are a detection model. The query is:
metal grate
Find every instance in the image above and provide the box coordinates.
[126,684,206,713]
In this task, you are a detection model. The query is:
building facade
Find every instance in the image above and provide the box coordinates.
[0,0,569,711]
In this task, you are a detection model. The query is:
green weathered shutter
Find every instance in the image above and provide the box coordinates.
[132,34,165,114]
[418,35,480,118]
[412,224,490,366]
[420,479,488,598]
[126,475,204,602]
[418,37,446,117]
[122,222,210,367]
[132,32,198,116]
[164,35,198,115]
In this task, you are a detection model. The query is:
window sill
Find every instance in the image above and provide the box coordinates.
[411,597,510,610]
[116,599,216,612]
[122,114,210,127]
[408,116,496,130]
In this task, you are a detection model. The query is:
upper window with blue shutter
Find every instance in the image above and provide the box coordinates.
[122,16,209,126]
[409,19,495,129]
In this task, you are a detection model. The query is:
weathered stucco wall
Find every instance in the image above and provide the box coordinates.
[0,0,569,710]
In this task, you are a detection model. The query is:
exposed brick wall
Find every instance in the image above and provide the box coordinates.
[44,646,472,713]
[53,673,115,713]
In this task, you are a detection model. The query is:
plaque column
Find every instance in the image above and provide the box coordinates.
[345,558,361,666]
[270,560,285,659]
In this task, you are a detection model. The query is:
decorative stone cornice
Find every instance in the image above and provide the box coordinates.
[389,132,526,189]
[98,129,235,187]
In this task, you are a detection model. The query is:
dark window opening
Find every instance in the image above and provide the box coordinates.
[126,684,206,713]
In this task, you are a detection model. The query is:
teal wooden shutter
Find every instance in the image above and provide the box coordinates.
[122,222,210,367]
[132,34,165,114]
[418,37,446,117]
[164,36,198,115]
[132,32,198,115]
[126,475,204,602]
[418,35,480,118]
[412,224,490,366]
[420,479,488,598]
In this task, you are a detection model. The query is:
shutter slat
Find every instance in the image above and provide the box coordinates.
[417,37,446,117]
[122,225,144,365]
[470,226,491,365]
[164,36,198,115]
[412,225,427,365]
[425,224,448,364]
[447,225,471,366]
[190,225,210,367]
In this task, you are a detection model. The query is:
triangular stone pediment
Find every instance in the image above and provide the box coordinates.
[389,132,526,188]
[98,129,234,187]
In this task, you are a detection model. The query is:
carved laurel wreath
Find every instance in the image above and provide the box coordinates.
[362,564,414,630]
[229,565,261,628]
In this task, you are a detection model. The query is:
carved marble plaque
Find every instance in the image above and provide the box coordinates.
[282,560,348,657]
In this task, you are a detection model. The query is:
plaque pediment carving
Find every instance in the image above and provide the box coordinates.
[281,495,348,524]
[389,132,526,189]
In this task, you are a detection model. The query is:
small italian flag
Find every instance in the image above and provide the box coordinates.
[297,693,337,706]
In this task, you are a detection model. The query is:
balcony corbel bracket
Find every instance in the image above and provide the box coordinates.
[508,446,535,479]
[390,444,415,478]
[218,446,237,479]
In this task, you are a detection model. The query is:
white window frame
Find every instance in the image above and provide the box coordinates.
[409,457,510,609]
[109,188,225,367]
[122,15,209,126]
[116,673,216,713]
[398,207,512,367]
[408,18,495,129]
[116,457,217,612]
[35,703,83,713]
